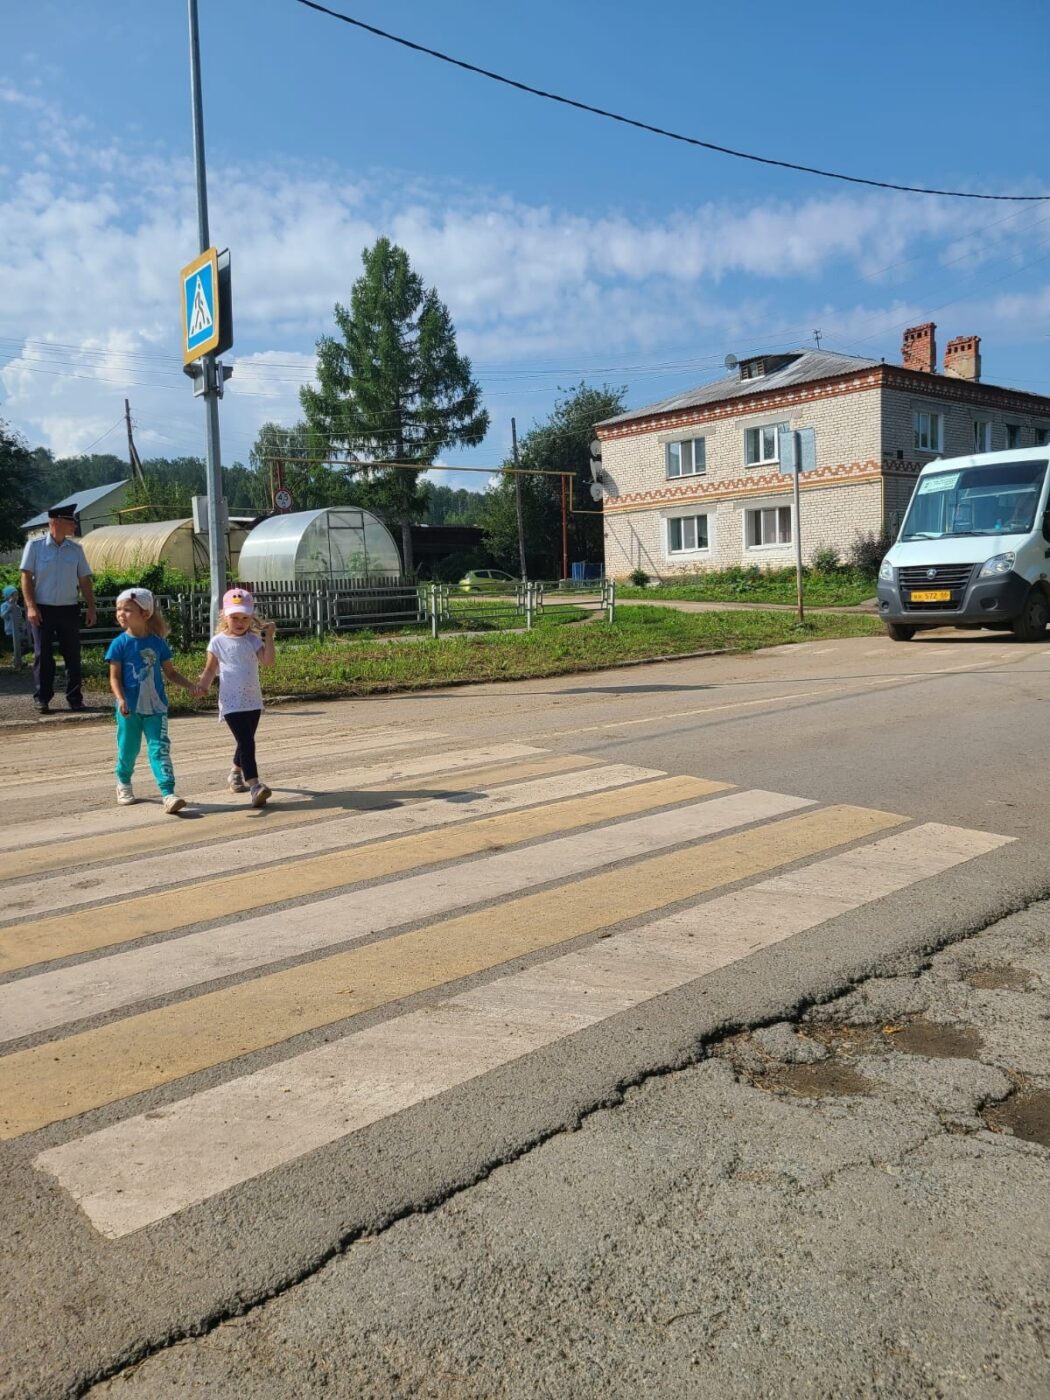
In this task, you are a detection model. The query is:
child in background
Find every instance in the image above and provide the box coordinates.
[105,588,198,813]
[197,587,277,808]
[1,584,27,669]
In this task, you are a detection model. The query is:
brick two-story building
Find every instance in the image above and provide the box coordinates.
[595,325,1050,579]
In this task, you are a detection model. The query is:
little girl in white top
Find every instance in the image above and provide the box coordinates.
[197,587,276,807]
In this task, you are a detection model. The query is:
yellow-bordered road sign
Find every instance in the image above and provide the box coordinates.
[181,247,220,363]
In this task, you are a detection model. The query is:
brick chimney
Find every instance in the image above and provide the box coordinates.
[901,322,937,374]
[944,334,981,382]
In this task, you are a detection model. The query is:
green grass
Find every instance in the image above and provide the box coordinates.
[619,566,877,608]
[78,607,882,707]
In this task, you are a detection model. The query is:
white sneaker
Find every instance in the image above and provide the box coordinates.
[227,767,248,793]
[250,783,271,809]
[163,794,187,815]
[116,783,135,806]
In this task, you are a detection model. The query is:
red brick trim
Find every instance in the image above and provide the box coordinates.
[597,372,880,441]
[604,458,882,513]
[598,364,1050,442]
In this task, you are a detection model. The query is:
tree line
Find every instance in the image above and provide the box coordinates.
[2,237,625,577]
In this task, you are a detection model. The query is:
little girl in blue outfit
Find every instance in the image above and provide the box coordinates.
[105,587,198,813]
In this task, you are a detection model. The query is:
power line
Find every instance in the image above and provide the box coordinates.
[294,1,1050,203]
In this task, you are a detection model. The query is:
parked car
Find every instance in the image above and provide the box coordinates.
[457,569,519,593]
[877,445,1050,641]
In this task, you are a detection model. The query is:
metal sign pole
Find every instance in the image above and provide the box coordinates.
[187,0,225,632]
[793,455,805,623]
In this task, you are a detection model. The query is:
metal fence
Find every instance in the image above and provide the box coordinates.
[82,577,615,646]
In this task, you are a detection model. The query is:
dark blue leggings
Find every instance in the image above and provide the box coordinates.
[224,708,262,782]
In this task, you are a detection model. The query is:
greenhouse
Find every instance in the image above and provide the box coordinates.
[80,519,251,579]
[236,507,403,582]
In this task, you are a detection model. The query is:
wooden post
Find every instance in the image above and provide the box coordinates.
[560,475,568,581]
[511,418,527,581]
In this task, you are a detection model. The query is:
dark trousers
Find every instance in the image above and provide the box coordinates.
[224,708,262,782]
[31,604,83,707]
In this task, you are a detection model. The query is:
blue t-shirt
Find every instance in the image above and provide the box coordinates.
[104,632,174,715]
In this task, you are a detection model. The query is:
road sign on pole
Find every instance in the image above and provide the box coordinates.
[779,429,815,624]
[181,248,220,363]
[186,0,229,633]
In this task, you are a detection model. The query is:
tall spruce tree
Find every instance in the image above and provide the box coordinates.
[300,238,489,574]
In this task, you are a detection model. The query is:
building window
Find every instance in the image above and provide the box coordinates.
[744,422,788,466]
[1037,428,1050,446]
[745,506,792,548]
[665,438,706,478]
[973,420,992,452]
[667,514,710,553]
[914,411,943,452]
[1006,424,1022,449]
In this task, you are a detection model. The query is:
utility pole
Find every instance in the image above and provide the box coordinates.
[510,417,527,580]
[187,0,226,630]
[124,399,144,483]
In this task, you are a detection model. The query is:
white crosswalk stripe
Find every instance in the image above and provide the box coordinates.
[0,728,1013,1246]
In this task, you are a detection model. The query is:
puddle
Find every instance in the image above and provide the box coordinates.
[964,965,1036,992]
[885,1019,984,1060]
[983,1089,1050,1149]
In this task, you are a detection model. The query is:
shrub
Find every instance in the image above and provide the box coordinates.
[847,530,892,575]
[810,545,841,574]
[629,568,650,587]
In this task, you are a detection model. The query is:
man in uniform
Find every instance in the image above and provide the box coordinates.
[19,504,97,713]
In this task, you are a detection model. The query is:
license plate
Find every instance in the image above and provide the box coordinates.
[909,589,951,603]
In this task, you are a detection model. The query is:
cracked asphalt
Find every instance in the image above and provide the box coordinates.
[92,905,1050,1399]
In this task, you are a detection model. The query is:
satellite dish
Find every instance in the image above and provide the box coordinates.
[589,482,604,502]
[724,354,738,371]
[589,460,604,483]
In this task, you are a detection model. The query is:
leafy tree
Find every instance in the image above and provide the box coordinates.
[248,421,361,512]
[27,452,127,513]
[120,473,194,523]
[481,383,626,577]
[0,421,39,548]
[423,483,487,526]
[300,237,489,574]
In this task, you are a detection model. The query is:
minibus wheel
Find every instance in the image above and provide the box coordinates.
[885,623,916,641]
[1010,588,1050,641]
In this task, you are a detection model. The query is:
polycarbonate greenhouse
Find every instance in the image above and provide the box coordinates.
[236,507,403,582]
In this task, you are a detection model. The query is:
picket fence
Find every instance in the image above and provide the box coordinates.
[84,577,615,646]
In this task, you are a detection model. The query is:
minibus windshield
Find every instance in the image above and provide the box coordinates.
[901,459,1048,542]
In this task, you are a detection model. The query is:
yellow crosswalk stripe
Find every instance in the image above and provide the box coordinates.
[0,753,595,882]
[0,775,721,972]
[0,804,902,1139]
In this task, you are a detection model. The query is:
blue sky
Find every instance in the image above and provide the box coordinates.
[2,0,1049,490]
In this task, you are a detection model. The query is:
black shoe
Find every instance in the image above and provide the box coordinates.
[68,701,86,712]
[34,700,50,714]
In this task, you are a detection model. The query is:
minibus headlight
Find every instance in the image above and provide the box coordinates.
[878,559,894,582]
[978,552,1016,578]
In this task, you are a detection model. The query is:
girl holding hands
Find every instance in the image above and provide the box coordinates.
[197,587,277,807]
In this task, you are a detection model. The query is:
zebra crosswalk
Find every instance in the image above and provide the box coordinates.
[0,722,1011,1242]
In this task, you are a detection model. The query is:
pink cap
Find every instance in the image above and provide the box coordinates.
[222,587,255,616]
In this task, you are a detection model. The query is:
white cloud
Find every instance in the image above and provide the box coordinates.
[2,82,1048,461]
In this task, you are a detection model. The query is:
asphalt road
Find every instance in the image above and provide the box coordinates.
[2,630,1049,1398]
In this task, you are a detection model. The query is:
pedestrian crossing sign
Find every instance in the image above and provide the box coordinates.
[181,247,220,362]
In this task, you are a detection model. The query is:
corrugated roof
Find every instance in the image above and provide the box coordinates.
[22,479,129,530]
[597,350,881,428]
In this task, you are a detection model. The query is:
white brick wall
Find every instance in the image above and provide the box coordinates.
[599,371,1050,579]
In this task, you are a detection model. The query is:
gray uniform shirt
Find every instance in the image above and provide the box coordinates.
[19,535,92,606]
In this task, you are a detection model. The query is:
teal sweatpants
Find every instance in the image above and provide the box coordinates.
[115,711,176,796]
